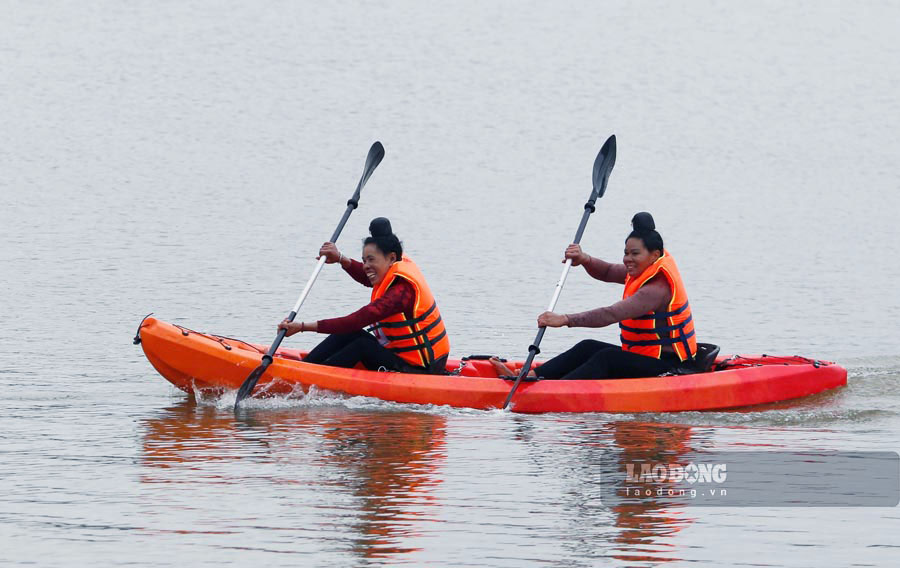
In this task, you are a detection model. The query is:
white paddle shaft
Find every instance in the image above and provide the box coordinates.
[546,259,573,313]
[291,255,329,314]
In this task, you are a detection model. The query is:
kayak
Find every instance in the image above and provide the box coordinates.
[136,317,847,413]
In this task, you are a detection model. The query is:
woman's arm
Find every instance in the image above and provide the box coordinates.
[563,244,626,284]
[582,256,627,284]
[340,256,372,287]
[279,281,415,336]
[319,242,372,287]
[563,277,671,328]
[278,278,416,337]
[316,280,414,333]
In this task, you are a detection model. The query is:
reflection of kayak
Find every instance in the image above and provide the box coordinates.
[137,317,847,413]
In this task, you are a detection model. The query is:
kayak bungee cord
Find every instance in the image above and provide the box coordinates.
[502,135,617,410]
[233,141,385,409]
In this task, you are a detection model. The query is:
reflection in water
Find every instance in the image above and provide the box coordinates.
[139,404,869,566]
[313,410,446,558]
[141,401,446,562]
[543,420,700,566]
[607,422,697,565]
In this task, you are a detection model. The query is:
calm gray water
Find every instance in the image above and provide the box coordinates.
[2,1,899,566]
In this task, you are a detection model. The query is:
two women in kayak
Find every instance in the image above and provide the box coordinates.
[278,217,450,374]
[281,212,697,380]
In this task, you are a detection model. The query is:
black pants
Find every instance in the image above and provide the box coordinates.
[535,339,677,380]
[304,331,426,373]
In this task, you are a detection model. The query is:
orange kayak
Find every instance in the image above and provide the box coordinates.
[136,317,847,413]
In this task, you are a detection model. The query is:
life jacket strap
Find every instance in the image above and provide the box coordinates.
[388,329,448,354]
[632,301,690,321]
[369,302,438,329]
[620,329,695,347]
[381,316,444,341]
[619,314,693,335]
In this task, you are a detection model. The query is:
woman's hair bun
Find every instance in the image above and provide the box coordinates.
[364,217,403,259]
[631,212,656,233]
[627,211,664,254]
[369,217,393,237]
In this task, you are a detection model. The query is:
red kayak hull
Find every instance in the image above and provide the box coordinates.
[138,318,847,413]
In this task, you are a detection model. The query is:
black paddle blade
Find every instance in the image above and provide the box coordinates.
[359,141,385,189]
[233,362,268,409]
[591,134,617,199]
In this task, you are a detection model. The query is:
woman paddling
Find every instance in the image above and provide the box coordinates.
[492,212,697,379]
[278,217,451,374]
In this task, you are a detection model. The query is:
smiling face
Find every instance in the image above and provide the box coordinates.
[623,237,661,278]
[362,243,397,286]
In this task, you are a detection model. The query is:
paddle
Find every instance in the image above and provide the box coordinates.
[502,135,617,410]
[234,141,385,409]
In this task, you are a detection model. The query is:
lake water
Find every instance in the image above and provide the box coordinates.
[2,1,899,566]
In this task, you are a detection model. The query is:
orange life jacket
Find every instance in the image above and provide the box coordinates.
[619,250,697,361]
[369,257,450,370]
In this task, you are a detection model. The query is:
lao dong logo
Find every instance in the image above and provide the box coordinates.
[625,462,728,484]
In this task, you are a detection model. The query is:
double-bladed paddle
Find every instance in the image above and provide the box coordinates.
[502,135,617,410]
[234,141,385,409]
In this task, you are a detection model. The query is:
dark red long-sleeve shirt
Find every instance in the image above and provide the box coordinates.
[316,259,416,334]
